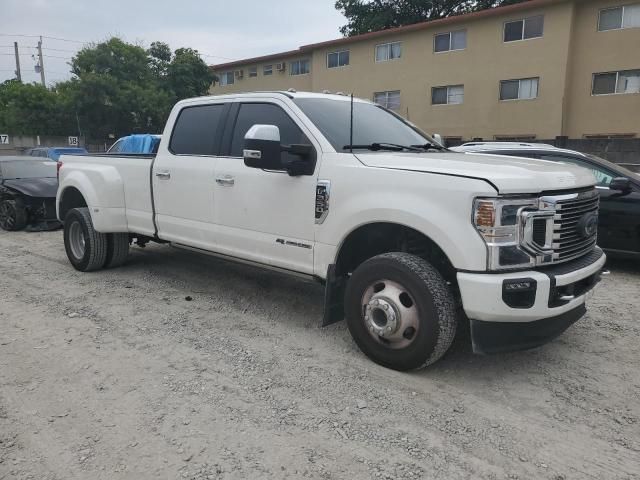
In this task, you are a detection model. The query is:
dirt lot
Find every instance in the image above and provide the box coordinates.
[0,229,639,480]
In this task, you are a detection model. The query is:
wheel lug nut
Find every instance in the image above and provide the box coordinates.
[383,304,389,311]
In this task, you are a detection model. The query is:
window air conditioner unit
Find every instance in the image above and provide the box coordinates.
[234,69,244,79]
[276,62,286,72]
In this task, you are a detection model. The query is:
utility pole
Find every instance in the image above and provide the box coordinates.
[37,36,45,87]
[13,42,21,82]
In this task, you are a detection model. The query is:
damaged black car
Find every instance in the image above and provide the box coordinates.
[0,157,60,231]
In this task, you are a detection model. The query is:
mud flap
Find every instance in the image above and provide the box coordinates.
[322,264,346,326]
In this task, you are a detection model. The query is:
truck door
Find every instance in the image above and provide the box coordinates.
[213,100,319,274]
[152,102,228,250]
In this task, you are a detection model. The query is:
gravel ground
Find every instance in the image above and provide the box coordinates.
[0,229,639,480]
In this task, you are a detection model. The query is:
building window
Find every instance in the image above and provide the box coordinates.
[432,85,464,105]
[375,42,402,62]
[249,66,257,78]
[500,77,539,100]
[599,4,640,31]
[219,71,234,86]
[592,70,640,95]
[290,59,310,76]
[263,64,273,76]
[434,30,467,52]
[373,90,401,110]
[327,50,350,68]
[504,15,544,42]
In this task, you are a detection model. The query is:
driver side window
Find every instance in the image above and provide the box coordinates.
[539,154,615,188]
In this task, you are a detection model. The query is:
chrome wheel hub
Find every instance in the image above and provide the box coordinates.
[365,298,399,338]
[361,279,420,349]
[68,221,86,260]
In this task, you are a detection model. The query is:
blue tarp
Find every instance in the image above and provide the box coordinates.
[118,134,161,154]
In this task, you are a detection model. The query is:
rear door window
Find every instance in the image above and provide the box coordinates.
[170,104,225,155]
[229,103,310,162]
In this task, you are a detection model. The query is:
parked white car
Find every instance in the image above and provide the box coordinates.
[56,92,605,370]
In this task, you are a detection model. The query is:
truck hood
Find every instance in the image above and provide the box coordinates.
[355,151,596,194]
[2,177,58,198]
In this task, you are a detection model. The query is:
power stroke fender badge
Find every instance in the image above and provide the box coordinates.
[577,212,599,239]
[315,180,330,224]
[276,238,312,249]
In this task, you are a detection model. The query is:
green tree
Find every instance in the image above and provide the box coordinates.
[335,0,530,36]
[61,37,172,140]
[0,37,216,142]
[148,41,172,78]
[0,80,74,135]
[165,47,215,101]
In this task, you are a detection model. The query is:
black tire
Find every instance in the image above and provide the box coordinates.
[0,198,28,231]
[105,233,130,268]
[345,252,457,371]
[63,207,107,272]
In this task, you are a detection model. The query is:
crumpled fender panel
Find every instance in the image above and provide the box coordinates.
[3,178,58,198]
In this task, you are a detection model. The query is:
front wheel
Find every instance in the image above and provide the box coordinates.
[64,207,107,271]
[0,199,27,231]
[345,252,457,371]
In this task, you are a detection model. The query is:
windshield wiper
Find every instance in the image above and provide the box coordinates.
[343,142,423,152]
[410,142,448,151]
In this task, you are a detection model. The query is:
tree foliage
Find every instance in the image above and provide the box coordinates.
[335,0,530,36]
[0,37,215,141]
[0,80,73,136]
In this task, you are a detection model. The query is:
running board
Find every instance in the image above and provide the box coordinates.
[171,243,318,282]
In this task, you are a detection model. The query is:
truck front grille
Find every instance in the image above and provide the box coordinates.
[552,191,599,262]
[520,188,599,266]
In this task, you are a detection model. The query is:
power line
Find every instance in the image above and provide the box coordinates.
[43,47,79,53]
[0,33,88,44]
[199,52,236,61]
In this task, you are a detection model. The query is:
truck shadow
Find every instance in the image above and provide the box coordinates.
[123,244,618,378]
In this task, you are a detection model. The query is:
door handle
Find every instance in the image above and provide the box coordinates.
[215,176,235,186]
[155,171,171,179]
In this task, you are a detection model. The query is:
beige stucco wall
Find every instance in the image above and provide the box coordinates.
[565,0,640,138]
[214,54,313,93]
[211,0,639,140]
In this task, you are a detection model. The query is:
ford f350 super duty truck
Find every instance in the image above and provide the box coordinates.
[56,92,605,370]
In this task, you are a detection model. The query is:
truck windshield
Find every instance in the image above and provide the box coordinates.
[293,98,435,152]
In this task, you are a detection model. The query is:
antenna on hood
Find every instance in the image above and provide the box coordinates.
[349,93,354,153]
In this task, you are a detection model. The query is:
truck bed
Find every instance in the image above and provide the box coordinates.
[58,153,157,236]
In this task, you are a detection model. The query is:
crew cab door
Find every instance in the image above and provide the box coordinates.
[152,102,228,250]
[212,100,319,274]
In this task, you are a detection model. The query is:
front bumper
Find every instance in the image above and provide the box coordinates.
[457,248,606,353]
[469,304,586,354]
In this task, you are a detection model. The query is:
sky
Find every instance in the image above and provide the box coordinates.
[0,0,346,86]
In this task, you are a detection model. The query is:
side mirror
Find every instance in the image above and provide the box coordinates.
[243,124,283,170]
[243,124,315,176]
[610,177,632,192]
[431,133,444,147]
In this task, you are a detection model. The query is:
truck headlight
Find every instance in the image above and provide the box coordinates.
[473,197,538,271]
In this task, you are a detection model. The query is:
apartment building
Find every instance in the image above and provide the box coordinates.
[210,0,640,142]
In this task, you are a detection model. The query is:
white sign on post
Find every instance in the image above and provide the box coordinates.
[0,134,9,145]
[68,136,79,146]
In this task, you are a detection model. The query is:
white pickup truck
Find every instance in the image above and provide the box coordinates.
[56,91,605,370]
